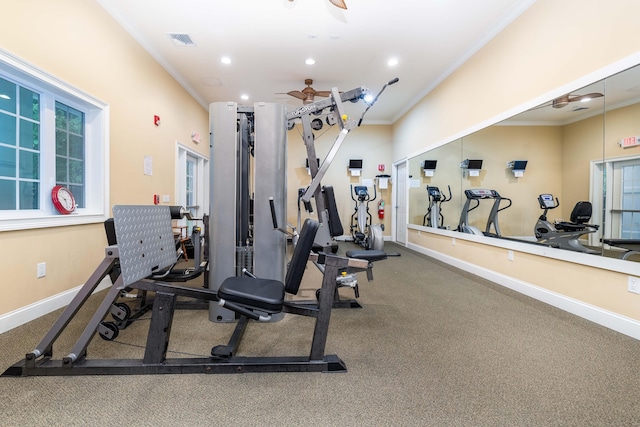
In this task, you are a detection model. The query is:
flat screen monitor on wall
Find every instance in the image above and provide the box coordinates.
[349,159,363,169]
[422,160,437,170]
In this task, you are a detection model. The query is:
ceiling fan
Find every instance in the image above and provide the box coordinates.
[288,0,347,10]
[533,92,604,110]
[282,79,333,104]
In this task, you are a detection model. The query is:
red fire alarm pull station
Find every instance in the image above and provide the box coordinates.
[378,164,385,172]
[154,115,161,126]
[153,194,160,205]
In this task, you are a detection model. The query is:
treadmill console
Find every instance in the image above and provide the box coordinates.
[465,188,500,199]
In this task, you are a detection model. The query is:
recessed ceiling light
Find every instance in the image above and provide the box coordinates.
[387,58,398,67]
[305,58,316,65]
[240,94,249,101]
[221,56,231,65]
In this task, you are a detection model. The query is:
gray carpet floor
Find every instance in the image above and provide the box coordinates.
[1,242,639,426]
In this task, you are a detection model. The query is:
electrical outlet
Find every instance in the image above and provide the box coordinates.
[628,276,640,294]
[162,195,170,203]
[451,237,456,246]
[37,262,46,278]
[508,250,514,261]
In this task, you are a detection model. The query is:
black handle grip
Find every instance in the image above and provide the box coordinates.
[388,77,399,85]
[269,197,278,229]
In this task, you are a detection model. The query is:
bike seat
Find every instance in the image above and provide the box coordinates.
[345,249,387,262]
[555,222,598,232]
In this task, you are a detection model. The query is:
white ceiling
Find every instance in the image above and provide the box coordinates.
[96,0,536,124]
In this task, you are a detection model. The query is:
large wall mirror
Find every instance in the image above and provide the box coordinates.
[408,62,640,263]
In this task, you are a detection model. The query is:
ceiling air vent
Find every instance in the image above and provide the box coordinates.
[572,106,588,112]
[168,33,196,47]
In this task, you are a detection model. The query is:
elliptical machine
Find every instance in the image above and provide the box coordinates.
[534,194,599,253]
[423,185,452,228]
[350,184,384,250]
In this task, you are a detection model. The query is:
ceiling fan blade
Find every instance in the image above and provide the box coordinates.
[314,91,333,97]
[569,92,604,102]
[328,0,347,9]
[286,91,307,100]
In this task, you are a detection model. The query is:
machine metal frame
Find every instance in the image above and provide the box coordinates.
[3,206,367,376]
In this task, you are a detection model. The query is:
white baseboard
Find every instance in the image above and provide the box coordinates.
[407,242,640,341]
[0,277,113,334]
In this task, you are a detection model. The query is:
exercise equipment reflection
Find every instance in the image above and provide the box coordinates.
[423,185,452,229]
[535,194,599,253]
[457,189,511,237]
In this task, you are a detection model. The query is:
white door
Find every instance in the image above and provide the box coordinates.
[395,161,408,244]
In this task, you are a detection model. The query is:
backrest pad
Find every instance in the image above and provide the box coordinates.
[570,201,592,224]
[285,218,319,295]
[323,185,344,237]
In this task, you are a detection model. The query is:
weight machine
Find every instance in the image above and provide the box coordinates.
[2,206,371,376]
[3,80,398,377]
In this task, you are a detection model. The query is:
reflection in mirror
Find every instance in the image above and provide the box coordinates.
[408,139,462,229]
[407,63,640,263]
[600,65,640,262]
[461,77,605,253]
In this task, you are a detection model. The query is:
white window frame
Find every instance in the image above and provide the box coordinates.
[0,48,109,231]
[176,143,209,229]
[592,153,640,243]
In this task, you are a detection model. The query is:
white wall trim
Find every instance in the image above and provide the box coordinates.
[407,242,640,341]
[0,277,112,334]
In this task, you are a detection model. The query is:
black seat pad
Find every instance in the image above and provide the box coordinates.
[555,221,598,232]
[555,222,587,232]
[345,249,387,262]
[218,276,285,313]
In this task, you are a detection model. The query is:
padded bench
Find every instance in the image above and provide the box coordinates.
[345,249,387,263]
[345,249,387,282]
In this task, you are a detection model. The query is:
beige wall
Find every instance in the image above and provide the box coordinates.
[408,230,640,322]
[0,0,208,317]
[395,0,640,330]
[393,0,640,160]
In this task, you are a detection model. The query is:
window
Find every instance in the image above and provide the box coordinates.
[176,144,208,231]
[185,154,197,217]
[620,163,640,239]
[55,102,85,208]
[0,79,40,210]
[599,156,640,241]
[0,49,108,231]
